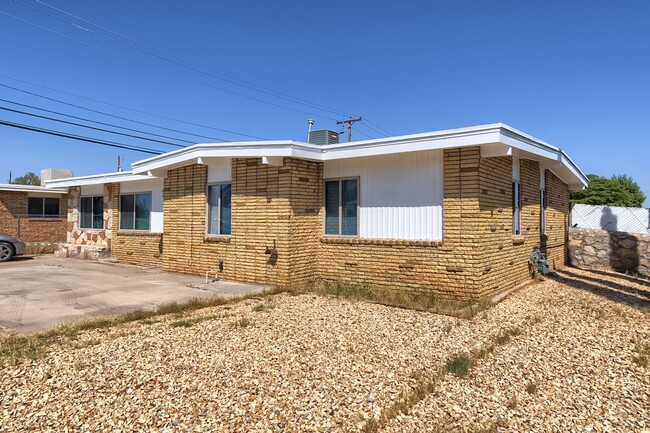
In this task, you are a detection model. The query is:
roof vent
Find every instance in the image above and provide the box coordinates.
[308,129,339,145]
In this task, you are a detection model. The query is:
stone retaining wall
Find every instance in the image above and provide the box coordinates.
[568,227,650,276]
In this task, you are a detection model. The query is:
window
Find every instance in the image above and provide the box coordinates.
[324,178,358,236]
[540,189,546,235]
[27,197,59,217]
[120,192,151,230]
[512,182,521,235]
[80,196,104,229]
[207,183,231,235]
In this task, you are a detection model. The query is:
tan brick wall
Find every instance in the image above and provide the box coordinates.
[316,147,484,301]
[155,150,571,301]
[110,182,163,267]
[0,190,67,242]
[543,170,570,270]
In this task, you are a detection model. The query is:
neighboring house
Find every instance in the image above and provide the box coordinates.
[0,181,69,243]
[46,123,588,302]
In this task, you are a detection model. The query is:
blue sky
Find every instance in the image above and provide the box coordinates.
[2,1,649,205]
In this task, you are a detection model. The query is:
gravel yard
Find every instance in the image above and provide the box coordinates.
[1,267,648,432]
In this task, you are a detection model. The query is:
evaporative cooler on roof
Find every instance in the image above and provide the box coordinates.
[308,130,339,145]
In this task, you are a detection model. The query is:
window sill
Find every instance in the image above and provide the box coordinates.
[79,228,105,232]
[204,235,231,243]
[116,231,159,236]
[320,237,442,247]
[512,235,525,246]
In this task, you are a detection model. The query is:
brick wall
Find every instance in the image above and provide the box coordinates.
[543,170,570,269]
[0,190,67,243]
[316,147,484,301]
[110,182,163,267]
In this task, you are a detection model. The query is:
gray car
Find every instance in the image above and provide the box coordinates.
[0,234,26,262]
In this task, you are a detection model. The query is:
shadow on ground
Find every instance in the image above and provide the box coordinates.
[553,267,650,310]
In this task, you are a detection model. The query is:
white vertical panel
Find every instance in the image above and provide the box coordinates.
[323,150,443,240]
[119,178,164,233]
[80,184,104,196]
[207,158,232,183]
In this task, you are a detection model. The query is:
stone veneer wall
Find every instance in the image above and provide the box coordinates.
[0,190,67,243]
[569,227,650,276]
[65,185,113,248]
[110,182,163,267]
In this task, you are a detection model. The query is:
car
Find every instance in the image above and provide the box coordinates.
[0,234,26,262]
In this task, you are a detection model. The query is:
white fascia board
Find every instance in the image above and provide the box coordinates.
[0,184,67,194]
[126,122,588,187]
[44,171,158,188]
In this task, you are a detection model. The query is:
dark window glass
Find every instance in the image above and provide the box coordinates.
[120,194,135,230]
[134,193,151,230]
[80,197,93,228]
[93,196,103,229]
[513,182,521,235]
[324,181,339,235]
[43,198,59,216]
[28,197,42,216]
[341,179,358,236]
[220,184,231,235]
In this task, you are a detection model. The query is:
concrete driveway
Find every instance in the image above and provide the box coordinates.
[0,256,267,334]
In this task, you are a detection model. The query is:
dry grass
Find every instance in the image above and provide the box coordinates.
[24,243,57,255]
[632,336,649,367]
[0,287,287,365]
[313,281,492,318]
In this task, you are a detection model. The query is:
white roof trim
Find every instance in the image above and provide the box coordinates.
[0,183,67,194]
[44,171,159,188]
[43,123,588,189]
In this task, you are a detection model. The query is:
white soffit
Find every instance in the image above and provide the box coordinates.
[44,171,159,188]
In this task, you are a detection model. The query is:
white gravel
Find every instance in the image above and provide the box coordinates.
[1,268,648,433]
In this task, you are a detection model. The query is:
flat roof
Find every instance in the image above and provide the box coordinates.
[0,183,67,194]
[44,123,589,189]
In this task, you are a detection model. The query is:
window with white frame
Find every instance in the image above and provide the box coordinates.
[324,178,358,236]
[120,192,151,230]
[512,182,522,235]
[207,183,231,235]
[80,196,103,229]
[27,197,59,217]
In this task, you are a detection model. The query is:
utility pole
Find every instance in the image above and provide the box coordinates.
[336,117,362,142]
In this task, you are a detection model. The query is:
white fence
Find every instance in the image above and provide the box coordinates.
[570,203,650,234]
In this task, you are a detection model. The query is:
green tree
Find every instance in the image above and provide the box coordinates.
[12,172,41,186]
[570,174,646,207]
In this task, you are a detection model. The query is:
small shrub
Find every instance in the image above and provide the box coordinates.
[633,355,648,367]
[170,320,194,328]
[506,395,518,410]
[525,381,538,394]
[233,317,251,328]
[446,354,472,377]
[120,309,154,322]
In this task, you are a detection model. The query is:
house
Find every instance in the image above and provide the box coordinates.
[45,123,588,302]
[0,169,71,243]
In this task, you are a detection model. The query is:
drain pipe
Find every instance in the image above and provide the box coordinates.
[205,260,224,283]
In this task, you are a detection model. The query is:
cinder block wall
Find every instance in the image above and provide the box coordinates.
[0,190,67,243]
[110,183,163,267]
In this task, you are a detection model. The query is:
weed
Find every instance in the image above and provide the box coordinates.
[232,317,252,329]
[632,337,649,367]
[506,395,518,410]
[446,354,472,377]
[72,339,100,349]
[170,320,194,328]
[252,303,275,313]
[141,319,156,325]
[525,381,538,394]
[442,323,453,333]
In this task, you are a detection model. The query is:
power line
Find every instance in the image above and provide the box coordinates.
[0,76,266,141]
[0,105,185,148]
[0,119,163,155]
[0,81,230,142]
[24,0,371,121]
[0,10,341,123]
[0,97,193,144]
